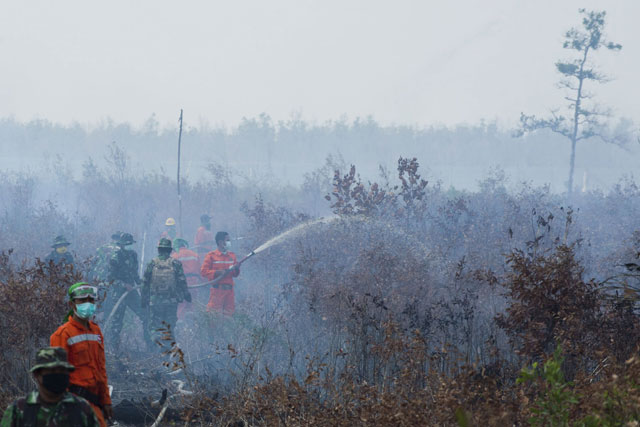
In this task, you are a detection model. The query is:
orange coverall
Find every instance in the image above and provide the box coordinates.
[201,249,239,315]
[172,246,203,318]
[194,226,214,263]
[50,317,111,427]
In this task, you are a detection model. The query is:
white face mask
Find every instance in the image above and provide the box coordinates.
[225,241,231,250]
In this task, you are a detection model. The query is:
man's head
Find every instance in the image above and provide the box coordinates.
[31,347,75,397]
[165,218,177,237]
[200,214,212,230]
[215,232,231,252]
[157,237,173,256]
[173,238,188,251]
[51,235,70,253]
[68,282,98,320]
[111,231,122,243]
[118,232,135,248]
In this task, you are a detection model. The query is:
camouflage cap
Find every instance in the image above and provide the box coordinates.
[173,238,188,250]
[30,347,75,372]
[118,232,136,246]
[157,238,173,249]
[68,282,98,300]
[51,235,71,248]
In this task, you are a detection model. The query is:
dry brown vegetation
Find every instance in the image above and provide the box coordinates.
[3,157,640,426]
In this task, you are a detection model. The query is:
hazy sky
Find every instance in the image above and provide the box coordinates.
[1,0,638,129]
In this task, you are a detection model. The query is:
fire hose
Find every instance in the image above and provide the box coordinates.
[103,251,256,329]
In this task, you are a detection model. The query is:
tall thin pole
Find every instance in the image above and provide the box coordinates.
[177,109,184,237]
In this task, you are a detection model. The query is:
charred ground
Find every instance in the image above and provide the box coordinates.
[2,157,640,425]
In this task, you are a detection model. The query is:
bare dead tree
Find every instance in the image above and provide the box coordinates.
[516,9,624,196]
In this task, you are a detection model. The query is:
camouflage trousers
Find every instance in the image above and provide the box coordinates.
[103,286,149,350]
[147,302,178,350]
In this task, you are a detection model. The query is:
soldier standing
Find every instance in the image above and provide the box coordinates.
[0,347,99,427]
[141,238,191,349]
[44,235,74,268]
[104,232,148,351]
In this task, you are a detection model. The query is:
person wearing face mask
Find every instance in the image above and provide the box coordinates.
[44,235,75,269]
[0,346,99,426]
[50,283,112,427]
[201,231,240,316]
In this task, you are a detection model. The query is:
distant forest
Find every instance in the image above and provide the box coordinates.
[0,115,635,192]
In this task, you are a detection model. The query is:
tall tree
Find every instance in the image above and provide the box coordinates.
[517,9,623,195]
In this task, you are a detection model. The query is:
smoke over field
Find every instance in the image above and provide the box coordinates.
[2,2,640,425]
[2,142,640,424]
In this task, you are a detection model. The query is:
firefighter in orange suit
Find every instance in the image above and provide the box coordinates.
[201,231,240,316]
[50,283,112,427]
[194,214,214,264]
[172,238,203,318]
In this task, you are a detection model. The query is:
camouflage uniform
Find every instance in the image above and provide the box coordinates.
[44,250,74,267]
[88,233,121,284]
[44,236,74,269]
[141,239,190,347]
[103,233,148,349]
[0,391,99,427]
[0,347,99,427]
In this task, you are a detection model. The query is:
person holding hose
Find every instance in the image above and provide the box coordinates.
[201,231,240,316]
[50,283,112,427]
[104,232,148,351]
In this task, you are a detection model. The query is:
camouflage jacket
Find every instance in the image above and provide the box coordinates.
[89,242,118,282]
[108,247,140,287]
[44,251,74,268]
[141,255,189,307]
[0,391,99,427]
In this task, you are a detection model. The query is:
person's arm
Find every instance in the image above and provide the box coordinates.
[141,262,152,307]
[231,253,240,277]
[174,262,191,302]
[0,403,17,427]
[97,329,112,409]
[200,253,214,280]
[132,252,141,285]
[50,328,70,355]
[81,400,101,427]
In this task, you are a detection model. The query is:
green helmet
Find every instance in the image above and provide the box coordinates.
[30,347,75,372]
[51,235,71,248]
[118,232,136,246]
[157,238,173,249]
[173,238,188,250]
[68,282,98,300]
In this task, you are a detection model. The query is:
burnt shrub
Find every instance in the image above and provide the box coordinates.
[0,252,81,408]
[494,244,602,364]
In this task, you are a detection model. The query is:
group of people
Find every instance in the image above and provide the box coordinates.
[3,215,244,425]
[2,284,111,426]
